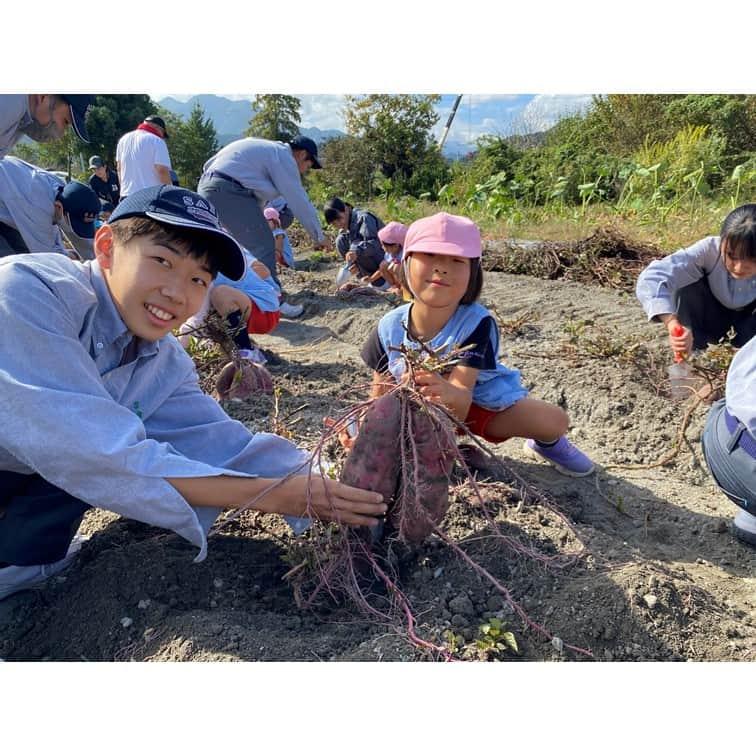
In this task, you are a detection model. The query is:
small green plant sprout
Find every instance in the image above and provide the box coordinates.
[472,617,519,660]
[441,629,466,655]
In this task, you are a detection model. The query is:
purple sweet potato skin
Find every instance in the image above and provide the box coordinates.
[216,361,274,400]
[393,401,455,542]
[339,392,402,505]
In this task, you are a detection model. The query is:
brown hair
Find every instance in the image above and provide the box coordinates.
[108,217,222,277]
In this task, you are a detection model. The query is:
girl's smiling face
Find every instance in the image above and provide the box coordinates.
[405,251,471,310]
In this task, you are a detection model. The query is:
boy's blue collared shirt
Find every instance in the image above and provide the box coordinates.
[0,253,308,561]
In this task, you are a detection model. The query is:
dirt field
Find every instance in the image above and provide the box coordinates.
[2,243,755,662]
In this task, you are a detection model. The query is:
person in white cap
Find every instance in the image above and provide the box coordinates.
[0,94,95,159]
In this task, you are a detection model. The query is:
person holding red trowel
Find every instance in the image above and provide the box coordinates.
[636,205,756,359]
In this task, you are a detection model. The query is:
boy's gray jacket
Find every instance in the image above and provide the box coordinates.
[0,254,308,561]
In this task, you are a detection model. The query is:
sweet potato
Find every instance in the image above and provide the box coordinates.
[215,361,274,401]
[392,398,455,542]
[339,392,402,505]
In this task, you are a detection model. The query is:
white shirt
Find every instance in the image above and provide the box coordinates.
[116,129,172,196]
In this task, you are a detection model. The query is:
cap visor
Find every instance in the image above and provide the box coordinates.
[310,156,322,169]
[70,106,90,143]
[145,210,245,281]
[69,216,95,239]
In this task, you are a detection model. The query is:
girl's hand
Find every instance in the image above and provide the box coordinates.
[281,474,385,527]
[412,369,467,412]
[667,319,693,357]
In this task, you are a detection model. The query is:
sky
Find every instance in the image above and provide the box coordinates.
[151,93,596,146]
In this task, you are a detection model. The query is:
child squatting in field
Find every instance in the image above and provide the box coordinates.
[0,185,386,601]
[636,204,756,358]
[356,212,595,477]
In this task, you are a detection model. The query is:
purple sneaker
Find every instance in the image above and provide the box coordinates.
[523,437,595,477]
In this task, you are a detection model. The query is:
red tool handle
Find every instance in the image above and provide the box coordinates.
[671,324,685,362]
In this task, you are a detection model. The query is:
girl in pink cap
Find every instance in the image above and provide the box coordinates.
[264,205,295,270]
[358,211,595,476]
[362,220,408,293]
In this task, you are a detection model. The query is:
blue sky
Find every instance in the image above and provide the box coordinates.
[152,94,595,146]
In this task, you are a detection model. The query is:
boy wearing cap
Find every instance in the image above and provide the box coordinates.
[88,155,120,207]
[0,157,100,260]
[116,115,173,198]
[198,135,328,318]
[0,185,385,601]
[0,94,94,159]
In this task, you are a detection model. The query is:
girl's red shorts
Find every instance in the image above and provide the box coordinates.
[457,402,507,443]
[246,301,280,335]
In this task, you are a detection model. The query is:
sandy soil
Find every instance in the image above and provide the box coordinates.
[2,245,755,662]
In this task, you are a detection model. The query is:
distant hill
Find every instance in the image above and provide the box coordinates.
[158,96,346,147]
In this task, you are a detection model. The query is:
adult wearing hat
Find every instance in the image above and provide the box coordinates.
[116,115,173,199]
[0,157,100,260]
[197,135,328,317]
[0,94,95,159]
[88,155,120,207]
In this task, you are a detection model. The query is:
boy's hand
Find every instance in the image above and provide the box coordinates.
[282,475,385,527]
[666,319,693,356]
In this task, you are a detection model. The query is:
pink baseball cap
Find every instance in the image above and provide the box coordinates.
[378,221,408,246]
[263,206,280,221]
[404,212,481,259]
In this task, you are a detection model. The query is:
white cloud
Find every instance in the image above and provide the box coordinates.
[296,95,347,132]
[521,94,594,131]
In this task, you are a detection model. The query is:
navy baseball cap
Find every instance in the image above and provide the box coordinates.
[60,95,96,143]
[144,115,169,139]
[108,185,245,281]
[289,135,321,169]
[59,180,101,239]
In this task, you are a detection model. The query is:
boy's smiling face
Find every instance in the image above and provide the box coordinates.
[95,225,213,340]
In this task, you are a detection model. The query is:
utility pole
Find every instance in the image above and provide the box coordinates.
[438,94,463,151]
